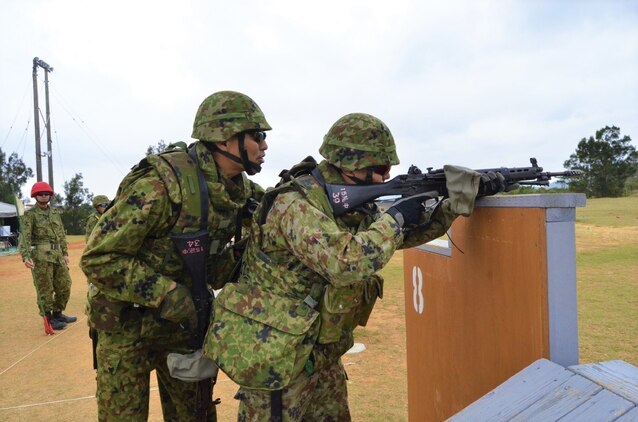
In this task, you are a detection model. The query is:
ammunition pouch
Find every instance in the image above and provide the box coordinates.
[357,274,384,327]
[309,332,355,374]
[317,275,383,344]
[203,282,319,390]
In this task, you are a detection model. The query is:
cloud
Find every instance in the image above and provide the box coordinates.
[1,0,636,197]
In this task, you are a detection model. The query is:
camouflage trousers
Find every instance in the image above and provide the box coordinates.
[95,312,216,422]
[236,358,351,422]
[30,259,71,315]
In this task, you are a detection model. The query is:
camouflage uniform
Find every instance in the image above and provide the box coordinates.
[80,91,271,422]
[85,195,110,242]
[205,114,469,421]
[19,204,73,317]
[84,212,100,242]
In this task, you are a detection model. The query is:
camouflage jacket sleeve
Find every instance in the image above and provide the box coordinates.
[266,191,403,287]
[80,171,175,307]
[18,212,33,260]
[401,198,460,249]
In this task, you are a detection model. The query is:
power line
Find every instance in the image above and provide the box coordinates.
[51,119,67,187]
[48,81,126,174]
[1,75,33,150]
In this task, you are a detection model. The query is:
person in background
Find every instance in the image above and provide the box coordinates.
[84,195,110,242]
[83,194,110,371]
[19,181,77,333]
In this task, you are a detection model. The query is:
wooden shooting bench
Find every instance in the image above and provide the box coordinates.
[449,358,638,421]
[402,193,588,421]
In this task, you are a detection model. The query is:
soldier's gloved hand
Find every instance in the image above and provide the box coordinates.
[160,285,198,330]
[385,193,432,227]
[478,171,506,196]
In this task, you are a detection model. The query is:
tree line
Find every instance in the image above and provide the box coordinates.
[1,128,637,235]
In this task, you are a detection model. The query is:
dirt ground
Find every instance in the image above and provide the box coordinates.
[0,240,408,421]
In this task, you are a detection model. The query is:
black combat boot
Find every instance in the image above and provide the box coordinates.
[53,311,77,323]
[47,312,67,330]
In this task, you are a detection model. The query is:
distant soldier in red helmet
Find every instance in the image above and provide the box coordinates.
[19,181,76,333]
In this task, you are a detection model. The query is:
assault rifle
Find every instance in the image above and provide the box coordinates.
[325,158,583,216]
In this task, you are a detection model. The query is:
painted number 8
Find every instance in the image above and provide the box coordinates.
[412,266,424,314]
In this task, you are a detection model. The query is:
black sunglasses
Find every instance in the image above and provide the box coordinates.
[97,203,109,208]
[36,193,52,197]
[246,131,267,143]
[370,165,390,176]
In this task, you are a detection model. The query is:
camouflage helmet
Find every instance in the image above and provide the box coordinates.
[191,91,272,142]
[92,195,110,208]
[319,113,399,171]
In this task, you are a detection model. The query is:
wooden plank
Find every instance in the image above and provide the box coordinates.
[510,374,602,421]
[558,389,636,422]
[406,207,551,421]
[569,360,638,404]
[448,359,573,422]
[615,406,638,421]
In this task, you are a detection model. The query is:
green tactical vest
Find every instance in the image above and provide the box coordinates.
[138,144,240,272]
[205,158,383,389]
[87,142,246,332]
[253,159,383,344]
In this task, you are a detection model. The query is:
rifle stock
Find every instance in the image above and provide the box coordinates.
[170,230,213,419]
[325,157,584,216]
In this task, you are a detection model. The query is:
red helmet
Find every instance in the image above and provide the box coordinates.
[31,181,54,198]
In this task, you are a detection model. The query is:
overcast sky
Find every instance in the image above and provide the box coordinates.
[1,0,637,201]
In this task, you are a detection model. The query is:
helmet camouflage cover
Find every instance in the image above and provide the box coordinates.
[191,91,272,142]
[319,113,400,171]
[92,195,110,207]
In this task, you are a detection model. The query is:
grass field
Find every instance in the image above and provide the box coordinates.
[0,195,636,421]
[575,196,638,365]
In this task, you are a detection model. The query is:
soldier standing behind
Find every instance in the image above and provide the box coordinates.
[80,91,271,422]
[83,194,110,370]
[19,181,77,333]
[204,113,506,421]
[84,195,110,242]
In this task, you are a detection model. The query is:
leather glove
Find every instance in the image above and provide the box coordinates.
[160,285,198,330]
[478,171,506,196]
[385,192,433,227]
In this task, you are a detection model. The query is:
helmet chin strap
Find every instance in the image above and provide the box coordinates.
[343,168,374,185]
[237,133,262,175]
[205,134,262,175]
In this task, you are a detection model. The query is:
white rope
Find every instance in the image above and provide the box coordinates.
[0,394,97,410]
[0,387,159,411]
[0,315,84,377]
[0,316,233,412]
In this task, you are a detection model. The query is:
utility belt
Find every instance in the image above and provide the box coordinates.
[32,243,62,250]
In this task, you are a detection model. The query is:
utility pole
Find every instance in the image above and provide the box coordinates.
[32,59,42,181]
[32,57,54,189]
